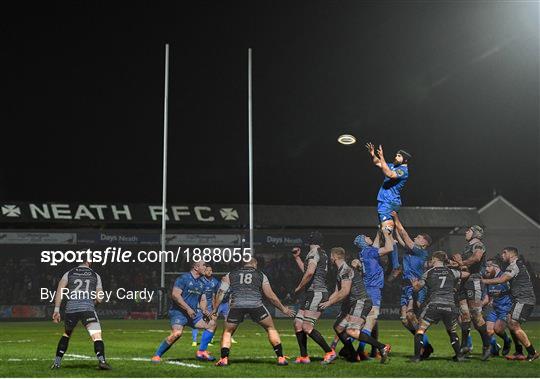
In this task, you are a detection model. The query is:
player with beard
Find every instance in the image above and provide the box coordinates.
[366,142,412,280]
[451,225,492,360]
[482,247,539,362]
[319,247,392,364]
[291,231,336,364]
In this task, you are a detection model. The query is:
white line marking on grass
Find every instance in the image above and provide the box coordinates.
[0,339,32,343]
[164,361,202,368]
[4,355,202,368]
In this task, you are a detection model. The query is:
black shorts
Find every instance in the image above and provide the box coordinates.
[510,302,535,323]
[347,298,373,321]
[299,291,329,312]
[458,277,484,302]
[64,311,100,332]
[334,301,350,327]
[226,305,270,324]
[420,303,459,330]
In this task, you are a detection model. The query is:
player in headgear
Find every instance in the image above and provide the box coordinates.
[366,143,411,280]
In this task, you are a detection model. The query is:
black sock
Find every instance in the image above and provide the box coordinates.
[308,329,332,353]
[370,324,379,357]
[404,322,416,335]
[449,331,461,355]
[477,324,491,348]
[461,321,471,348]
[510,331,523,355]
[413,333,423,357]
[221,347,230,358]
[338,331,354,350]
[55,336,70,358]
[295,331,308,357]
[526,344,536,356]
[94,340,105,362]
[359,331,385,351]
[273,343,283,358]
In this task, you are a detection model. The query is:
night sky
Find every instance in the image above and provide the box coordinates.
[1,1,539,221]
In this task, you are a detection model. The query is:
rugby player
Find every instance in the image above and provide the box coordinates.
[410,251,469,362]
[392,211,433,359]
[366,142,411,279]
[483,257,513,356]
[352,226,394,359]
[451,225,492,360]
[481,247,539,362]
[151,261,217,363]
[50,260,111,370]
[212,257,294,366]
[192,265,220,347]
[291,231,336,364]
[319,247,391,364]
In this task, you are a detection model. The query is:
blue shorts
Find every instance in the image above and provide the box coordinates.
[486,305,511,323]
[366,286,382,307]
[169,309,204,328]
[400,285,427,307]
[377,201,401,222]
[217,302,230,317]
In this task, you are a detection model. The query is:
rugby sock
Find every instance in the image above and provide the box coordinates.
[422,333,429,346]
[467,335,473,348]
[370,323,379,357]
[460,321,471,348]
[220,347,230,358]
[357,329,370,353]
[199,330,215,351]
[338,331,354,349]
[273,343,284,358]
[55,335,70,360]
[526,344,536,356]
[359,331,385,350]
[295,331,308,357]
[477,324,491,348]
[94,340,105,363]
[308,329,332,353]
[404,323,416,335]
[510,330,523,355]
[390,243,400,270]
[413,333,423,357]
[490,336,498,350]
[497,331,511,346]
[155,339,172,357]
[449,332,460,355]
[191,328,199,343]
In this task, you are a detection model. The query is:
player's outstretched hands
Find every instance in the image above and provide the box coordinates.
[376,144,385,160]
[282,306,295,318]
[390,210,398,218]
[365,142,375,156]
[52,312,61,323]
[351,259,362,270]
[291,247,301,257]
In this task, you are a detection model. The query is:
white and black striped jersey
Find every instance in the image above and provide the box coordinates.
[505,259,536,305]
[60,265,102,314]
[336,262,368,302]
[304,248,328,292]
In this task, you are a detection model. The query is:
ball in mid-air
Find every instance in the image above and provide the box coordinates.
[337,134,356,145]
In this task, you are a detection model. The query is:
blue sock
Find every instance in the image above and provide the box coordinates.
[358,329,371,352]
[155,339,172,357]
[490,336,497,347]
[504,335,511,345]
[391,244,400,270]
[192,328,199,343]
[467,335,473,348]
[199,330,215,351]
[423,334,429,345]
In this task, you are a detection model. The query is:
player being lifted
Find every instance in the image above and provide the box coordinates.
[352,226,394,359]
[483,257,513,356]
[451,225,492,360]
[410,251,469,362]
[319,247,391,364]
[212,256,294,366]
[391,211,434,359]
[50,260,111,370]
[482,247,539,362]
[152,261,217,363]
[192,265,220,347]
[291,231,337,364]
[366,142,411,279]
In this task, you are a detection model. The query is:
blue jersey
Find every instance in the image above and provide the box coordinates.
[170,273,204,312]
[377,163,409,204]
[359,247,384,289]
[487,271,512,310]
[403,245,429,281]
[202,276,220,306]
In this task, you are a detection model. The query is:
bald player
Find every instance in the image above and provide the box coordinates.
[213,257,294,366]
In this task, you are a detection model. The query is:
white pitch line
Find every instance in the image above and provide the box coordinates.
[0,339,32,343]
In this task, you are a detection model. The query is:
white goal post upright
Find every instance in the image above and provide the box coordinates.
[248,48,254,253]
[160,43,170,292]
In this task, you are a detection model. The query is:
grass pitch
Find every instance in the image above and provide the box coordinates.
[0,319,538,377]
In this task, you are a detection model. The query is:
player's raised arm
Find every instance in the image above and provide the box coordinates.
[291,247,304,272]
[376,145,398,179]
[262,280,294,317]
[377,228,394,256]
[95,274,104,304]
[294,255,317,293]
[52,274,68,323]
[366,142,382,167]
[459,243,485,267]
[213,274,230,311]
[392,211,414,250]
